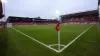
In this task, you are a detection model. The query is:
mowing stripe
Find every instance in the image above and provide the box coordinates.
[59,25,93,52]
[11,28,59,53]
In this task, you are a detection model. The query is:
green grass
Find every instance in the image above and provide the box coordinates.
[7,24,100,56]
[0,28,7,56]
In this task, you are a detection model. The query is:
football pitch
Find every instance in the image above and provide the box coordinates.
[7,24,100,56]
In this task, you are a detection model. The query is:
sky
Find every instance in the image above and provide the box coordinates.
[3,0,99,19]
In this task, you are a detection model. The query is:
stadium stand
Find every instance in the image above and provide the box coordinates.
[0,21,6,28]
[7,10,99,25]
[61,10,98,24]
[7,16,58,26]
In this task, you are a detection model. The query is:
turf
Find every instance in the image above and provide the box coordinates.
[7,24,100,56]
[0,28,7,56]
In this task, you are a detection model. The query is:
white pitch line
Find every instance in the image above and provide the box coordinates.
[11,28,59,53]
[48,44,65,47]
[59,25,93,52]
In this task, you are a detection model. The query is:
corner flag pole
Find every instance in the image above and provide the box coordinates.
[55,18,60,51]
[59,17,61,51]
[55,10,61,51]
[58,28,60,51]
[58,17,61,51]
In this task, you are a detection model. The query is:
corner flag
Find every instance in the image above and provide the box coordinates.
[56,23,60,31]
[56,22,60,51]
